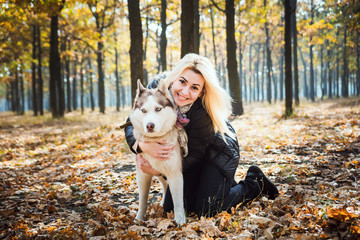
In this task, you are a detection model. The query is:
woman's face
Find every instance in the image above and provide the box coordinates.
[171,68,205,107]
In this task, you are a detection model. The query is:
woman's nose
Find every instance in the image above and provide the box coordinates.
[181,86,190,96]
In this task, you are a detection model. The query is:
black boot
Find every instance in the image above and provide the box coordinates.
[245,165,279,200]
[218,176,262,213]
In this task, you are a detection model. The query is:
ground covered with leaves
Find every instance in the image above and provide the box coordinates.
[1,98,359,239]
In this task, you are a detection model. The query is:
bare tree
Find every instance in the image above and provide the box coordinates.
[264,0,273,104]
[225,0,243,115]
[128,0,144,103]
[88,0,116,113]
[284,0,293,116]
[160,0,167,71]
[309,0,315,101]
[291,0,299,106]
[211,0,243,115]
[49,0,65,118]
[181,0,195,57]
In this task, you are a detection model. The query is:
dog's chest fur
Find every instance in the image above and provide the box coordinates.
[133,129,182,175]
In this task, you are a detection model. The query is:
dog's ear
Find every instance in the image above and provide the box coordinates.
[137,79,146,93]
[135,79,146,100]
[133,79,146,110]
[158,79,172,101]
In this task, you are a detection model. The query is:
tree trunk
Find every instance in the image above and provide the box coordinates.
[320,45,325,99]
[226,0,243,115]
[181,0,194,57]
[10,75,15,112]
[262,44,265,101]
[343,26,349,97]
[37,24,44,115]
[210,5,218,69]
[115,34,120,112]
[73,54,77,110]
[27,81,32,111]
[249,44,252,102]
[264,0,272,104]
[58,25,65,116]
[128,0,144,103]
[310,44,315,101]
[32,24,38,116]
[327,42,333,99]
[284,0,293,116]
[87,1,115,113]
[299,47,308,99]
[357,29,360,96]
[80,59,84,114]
[15,69,20,114]
[194,0,200,54]
[87,52,95,111]
[280,48,284,101]
[238,37,243,102]
[160,0,167,71]
[20,62,25,115]
[144,16,149,85]
[272,62,277,102]
[255,44,260,101]
[66,39,71,112]
[309,0,315,101]
[49,15,64,118]
[121,83,126,109]
[97,40,105,113]
[291,0,299,106]
[336,27,340,97]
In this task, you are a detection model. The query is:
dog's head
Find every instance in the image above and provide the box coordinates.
[130,79,177,137]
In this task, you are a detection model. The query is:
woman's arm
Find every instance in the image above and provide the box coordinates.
[182,104,214,171]
[125,122,167,175]
[124,118,138,154]
[137,155,161,175]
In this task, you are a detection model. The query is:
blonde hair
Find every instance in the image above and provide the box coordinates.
[165,53,234,139]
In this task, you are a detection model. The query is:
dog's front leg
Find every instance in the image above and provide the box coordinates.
[167,174,186,225]
[136,167,153,222]
[156,175,168,206]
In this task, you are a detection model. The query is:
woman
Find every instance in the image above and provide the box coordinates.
[125,53,279,217]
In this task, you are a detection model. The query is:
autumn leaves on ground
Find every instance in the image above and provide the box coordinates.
[1,98,359,239]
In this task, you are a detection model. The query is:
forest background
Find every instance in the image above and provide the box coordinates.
[1,0,360,239]
[1,0,359,117]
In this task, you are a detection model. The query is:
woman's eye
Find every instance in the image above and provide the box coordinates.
[155,107,162,112]
[141,109,147,113]
[179,79,185,84]
[192,87,199,91]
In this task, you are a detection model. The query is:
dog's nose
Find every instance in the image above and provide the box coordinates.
[146,122,155,132]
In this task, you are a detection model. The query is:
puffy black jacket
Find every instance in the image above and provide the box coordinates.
[124,80,240,185]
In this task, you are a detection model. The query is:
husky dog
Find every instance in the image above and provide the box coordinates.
[129,79,186,225]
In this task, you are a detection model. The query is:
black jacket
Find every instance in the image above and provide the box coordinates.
[124,81,240,184]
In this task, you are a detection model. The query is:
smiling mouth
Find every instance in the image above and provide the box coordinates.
[177,93,188,101]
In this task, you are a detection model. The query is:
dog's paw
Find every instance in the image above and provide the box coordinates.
[135,214,146,223]
[134,218,145,225]
[174,214,186,226]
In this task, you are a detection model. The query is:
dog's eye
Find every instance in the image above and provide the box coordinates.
[155,107,162,112]
[141,108,147,113]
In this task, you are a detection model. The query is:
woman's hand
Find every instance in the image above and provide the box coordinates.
[137,155,161,175]
[138,140,174,160]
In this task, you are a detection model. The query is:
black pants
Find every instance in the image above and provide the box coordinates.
[163,162,261,217]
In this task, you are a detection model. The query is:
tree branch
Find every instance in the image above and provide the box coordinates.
[210,0,225,13]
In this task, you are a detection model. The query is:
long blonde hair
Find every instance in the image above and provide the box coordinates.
[165,53,234,139]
